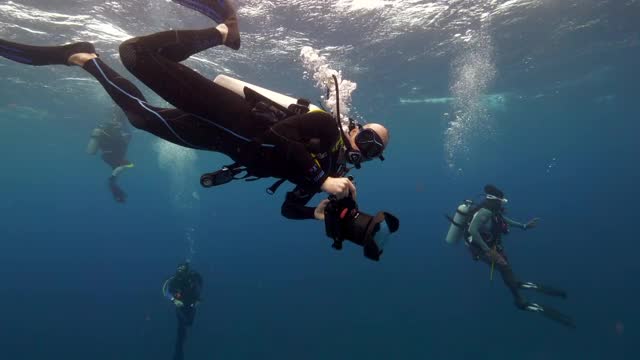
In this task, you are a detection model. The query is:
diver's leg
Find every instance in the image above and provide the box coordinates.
[108,175,127,203]
[118,27,252,127]
[519,282,568,299]
[120,0,242,63]
[182,307,197,327]
[71,53,245,150]
[0,39,94,66]
[0,39,211,149]
[477,251,525,305]
[173,309,188,360]
[0,39,251,153]
[86,48,250,157]
[495,263,528,307]
[120,27,224,64]
[79,57,213,149]
[101,153,121,170]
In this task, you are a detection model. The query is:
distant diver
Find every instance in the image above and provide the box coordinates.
[0,0,399,260]
[163,262,203,360]
[86,107,134,203]
[446,184,575,328]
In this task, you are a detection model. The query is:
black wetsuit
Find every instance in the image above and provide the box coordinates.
[95,124,131,169]
[166,271,203,360]
[0,28,344,219]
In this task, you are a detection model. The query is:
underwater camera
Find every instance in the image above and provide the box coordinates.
[324,195,400,261]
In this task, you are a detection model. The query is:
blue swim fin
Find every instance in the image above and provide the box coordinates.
[172,0,237,24]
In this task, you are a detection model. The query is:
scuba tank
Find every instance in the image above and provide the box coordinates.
[445,200,474,244]
[213,75,323,114]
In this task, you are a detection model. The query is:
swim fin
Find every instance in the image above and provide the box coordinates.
[172,0,237,24]
[524,302,576,328]
[0,39,95,66]
[520,282,567,299]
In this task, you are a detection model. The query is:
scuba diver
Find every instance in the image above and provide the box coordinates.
[446,185,575,328]
[86,108,134,203]
[0,0,390,221]
[162,262,203,360]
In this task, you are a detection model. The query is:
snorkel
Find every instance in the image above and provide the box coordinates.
[332,74,365,168]
[331,75,385,168]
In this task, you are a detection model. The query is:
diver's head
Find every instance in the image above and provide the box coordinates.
[484,184,508,209]
[347,123,389,165]
[175,262,190,277]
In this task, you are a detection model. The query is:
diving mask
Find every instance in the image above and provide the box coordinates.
[486,194,508,204]
[354,128,385,160]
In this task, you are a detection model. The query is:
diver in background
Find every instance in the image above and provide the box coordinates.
[455,185,575,328]
[86,108,134,203]
[163,262,203,360]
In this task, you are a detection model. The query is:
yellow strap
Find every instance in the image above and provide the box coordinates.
[331,136,344,153]
[308,130,343,172]
[308,155,321,168]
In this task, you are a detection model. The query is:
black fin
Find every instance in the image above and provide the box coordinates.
[540,304,576,328]
[0,39,95,66]
[521,282,567,299]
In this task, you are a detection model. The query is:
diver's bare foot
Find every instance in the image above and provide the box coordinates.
[67,52,98,66]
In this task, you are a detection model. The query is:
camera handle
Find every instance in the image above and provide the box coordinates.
[326,175,356,251]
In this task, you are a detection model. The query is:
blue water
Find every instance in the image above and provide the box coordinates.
[1,1,639,359]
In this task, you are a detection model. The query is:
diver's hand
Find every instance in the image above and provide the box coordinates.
[321,177,356,200]
[173,299,184,307]
[314,199,330,221]
[525,218,540,230]
[486,249,507,266]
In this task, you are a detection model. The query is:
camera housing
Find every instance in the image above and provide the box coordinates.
[324,196,400,261]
